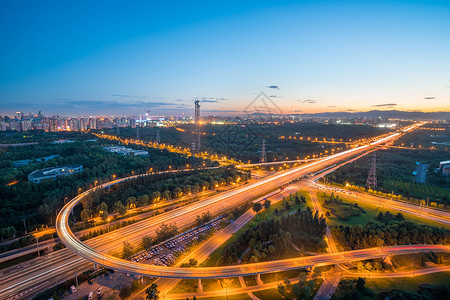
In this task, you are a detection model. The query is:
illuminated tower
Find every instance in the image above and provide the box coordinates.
[194,100,200,124]
[260,139,267,163]
[366,152,378,189]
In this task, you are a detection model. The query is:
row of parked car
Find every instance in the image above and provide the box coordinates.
[164,220,222,249]
[131,246,163,262]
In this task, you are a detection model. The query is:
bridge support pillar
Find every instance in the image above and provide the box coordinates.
[198,279,203,292]
[256,273,262,285]
[140,275,144,284]
[93,263,98,271]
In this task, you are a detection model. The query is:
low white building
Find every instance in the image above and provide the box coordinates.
[102,146,148,156]
[28,164,83,183]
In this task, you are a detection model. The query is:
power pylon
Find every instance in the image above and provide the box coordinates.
[191,140,196,166]
[116,126,120,135]
[136,125,140,139]
[194,100,200,124]
[260,139,267,163]
[366,152,378,189]
[197,132,201,153]
[156,128,160,144]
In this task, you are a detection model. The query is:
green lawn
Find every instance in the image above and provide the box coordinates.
[200,294,252,300]
[317,192,449,229]
[202,277,241,292]
[202,191,312,267]
[252,288,282,299]
[169,279,198,294]
[364,271,450,294]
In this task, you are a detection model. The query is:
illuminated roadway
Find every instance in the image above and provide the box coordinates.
[1,123,439,298]
[54,123,450,279]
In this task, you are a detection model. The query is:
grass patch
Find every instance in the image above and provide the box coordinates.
[202,277,241,292]
[260,269,305,284]
[253,288,282,299]
[201,294,252,300]
[169,279,198,294]
[243,275,258,287]
[365,271,450,294]
[317,192,449,229]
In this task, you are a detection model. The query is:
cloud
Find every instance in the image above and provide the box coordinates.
[371,103,397,107]
[327,105,337,107]
[424,97,435,100]
[346,109,356,111]
[64,100,183,108]
[269,95,281,98]
[194,97,227,103]
[293,110,303,113]
[111,94,155,99]
[298,99,317,104]
[267,85,279,90]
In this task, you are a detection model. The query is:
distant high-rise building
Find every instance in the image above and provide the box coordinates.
[194,100,200,124]
[89,118,97,130]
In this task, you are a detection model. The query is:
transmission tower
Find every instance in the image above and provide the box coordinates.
[197,132,201,153]
[116,126,120,135]
[156,128,160,144]
[194,100,201,124]
[366,152,378,189]
[136,125,140,139]
[260,139,267,163]
[191,140,196,166]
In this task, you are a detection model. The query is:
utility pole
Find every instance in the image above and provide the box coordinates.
[156,128,160,144]
[22,218,27,234]
[366,152,377,189]
[192,141,196,167]
[260,139,267,163]
[76,273,79,300]
[194,100,200,124]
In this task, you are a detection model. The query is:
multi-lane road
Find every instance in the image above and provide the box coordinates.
[55,124,450,278]
[2,122,444,299]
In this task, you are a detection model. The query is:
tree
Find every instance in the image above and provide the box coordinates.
[122,241,133,259]
[137,195,150,207]
[98,202,109,221]
[263,199,271,210]
[142,235,154,250]
[146,283,160,300]
[252,202,263,214]
[113,201,127,215]
[126,197,137,208]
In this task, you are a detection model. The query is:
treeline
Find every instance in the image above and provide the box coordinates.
[332,278,450,300]
[332,214,449,250]
[76,167,250,221]
[219,207,327,266]
[0,135,216,238]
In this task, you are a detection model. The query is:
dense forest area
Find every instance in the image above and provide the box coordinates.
[0,131,216,239]
[218,207,327,266]
[77,166,250,220]
[326,148,450,205]
[331,277,450,300]
[113,122,392,163]
[332,211,449,250]
[393,123,449,148]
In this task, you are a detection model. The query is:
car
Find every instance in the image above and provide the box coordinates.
[70,286,77,294]
[97,287,102,295]
[88,292,93,300]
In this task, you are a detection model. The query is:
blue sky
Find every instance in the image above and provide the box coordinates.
[1,0,449,116]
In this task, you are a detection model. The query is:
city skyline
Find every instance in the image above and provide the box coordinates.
[1,0,450,116]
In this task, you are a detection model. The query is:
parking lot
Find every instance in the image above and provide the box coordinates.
[130,218,223,267]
